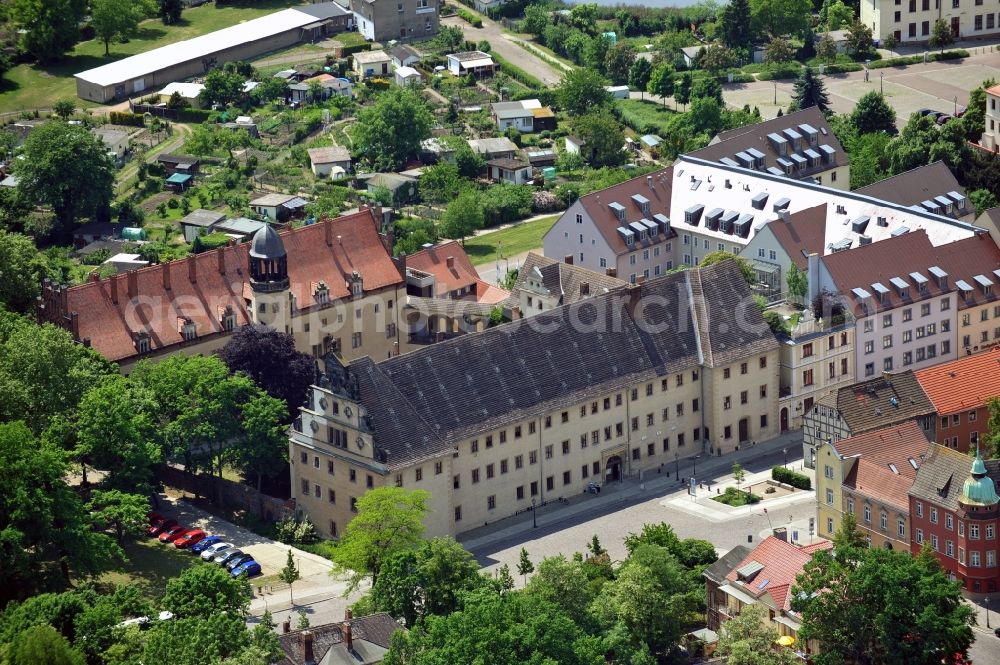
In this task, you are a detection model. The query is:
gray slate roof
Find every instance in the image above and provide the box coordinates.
[909,443,999,512]
[328,260,777,468]
[510,253,627,308]
[831,371,936,434]
[274,613,398,665]
[703,544,752,585]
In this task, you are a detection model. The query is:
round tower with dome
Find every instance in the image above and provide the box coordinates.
[248,223,290,329]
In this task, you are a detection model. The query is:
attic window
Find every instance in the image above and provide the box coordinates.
[609,202,626,221]
[180,318,197,341]
[219,305,236,331]
[315,281,330,305]
[134,332,151,354]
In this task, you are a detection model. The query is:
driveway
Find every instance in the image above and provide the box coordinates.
[441,15,564,86]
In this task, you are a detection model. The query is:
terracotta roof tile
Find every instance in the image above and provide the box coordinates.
[844,456,918,512]
[764,204,828,270]
[724,536,832,611]
[405,240,481,296]
[915,347,1000,415]
[831,420,932,479]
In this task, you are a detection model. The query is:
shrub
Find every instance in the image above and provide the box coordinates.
[491,52,544,89]
[757,63,804,80]
[109,111,145,127]
[532,190,562,213]
[712,487,762,506]
[456,7,483,27]
[822,62,863,74]
[772,465,811,490]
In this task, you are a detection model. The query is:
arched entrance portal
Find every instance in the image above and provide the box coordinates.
[605,455,623,483]
[780,407,789,432]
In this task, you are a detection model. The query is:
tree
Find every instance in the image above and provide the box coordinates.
[764,36,795,65]
[9,624,84,665]
[351,88,433,171]
[845,19,874,59]
[850,91,896,135]
[969,189,999,217]
[558,67,611,116]
[278,550,301,605]
[439,190,484,245]
[517,547,534,585]
[887,113,970,174]
[228,392,288,504]
[985,396,1000,458]
[331,487,430,590]
[91,0,147,55]
[647,62,676,106]
[750,0,812,39]
[691,77,723,104]
[792,67,830,113]
[786,263,808,303]
[929,18,954,53]
[418,162,463,204]
[521,4,550,38]
[699,44,737,74]
[451,140,485,179]
[846,130,891,188]
[720,0,753,49]
[162,564,251,619]
[296,611,310,630]
[218,325,315,420]
[794,541,974,664]
[0,230,46,312]
[143,614,253,665]
[52,100,75,120]
[816,32,838,63]
[523,554,595,627]
[159,0,182,25]
[371,537,482,626]
[87,490,150,545]
[587,534,606,557]
[799,25,817,60]
[200,68,245,107]
[573,113,625,168]
[700,251,755,285]
[604,43,636,85]
[15,122,115,241]
[718,604,797,665]
[961,78,995,143]
[731,462,747,495]
[675,72,693,109]
[252,77,289,105]
[11,0,87,63]
[824,0,855,30]
[629,58,652,98]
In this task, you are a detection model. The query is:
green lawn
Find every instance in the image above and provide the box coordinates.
[0,0,304,114]
[711,487,762,507]
[99,538,199,600]
[616,98,678,135]
[465,215,560,265]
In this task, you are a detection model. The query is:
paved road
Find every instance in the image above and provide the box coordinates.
[441,15,564,87]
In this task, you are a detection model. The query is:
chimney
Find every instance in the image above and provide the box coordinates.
[511,305,521,320]
[343,622,353,652]
[636,275,647,285]
[625,283,641,319]
[446,256,455,269]
[282,618,291,634]
[396,251,407,280]
[807,252,820,304]
[188,256,197,283]
[70,311,79,340]
[345,608,353,621]
[779,209,790,223]
[217,247,225,274]
[580,282,590,296]
[325,217,333,246]
[162,262,171,291]
[337,234,342,246]
[127,270,138,299]
[110,274,119,304]
[606,267,617,278]
[564,254,573,265]
[302,630,315,665]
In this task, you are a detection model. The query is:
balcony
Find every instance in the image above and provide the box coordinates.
[408,331,464,345]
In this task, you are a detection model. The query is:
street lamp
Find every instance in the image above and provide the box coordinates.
[783,448,788,469]
[987,596,991,629]
[531,498,537,528]
[675,453,680,480]
[773,81,777,105]
[954,95,958,116]
[880,72,884,95]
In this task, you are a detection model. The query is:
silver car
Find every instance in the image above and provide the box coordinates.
[200,542,233,561]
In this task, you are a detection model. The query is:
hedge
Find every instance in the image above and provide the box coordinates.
[109,111,145,127]
[868,49,968,69]
[772,465,811,490]
[822,62,863,74]
[339,42,370,57]
[456,6,483,27]
[178,108,214,123]
[491,53,544,90]
[757,63,804,80]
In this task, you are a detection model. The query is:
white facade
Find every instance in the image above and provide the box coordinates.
[861,0,1000,43]
[982,87,1000,152]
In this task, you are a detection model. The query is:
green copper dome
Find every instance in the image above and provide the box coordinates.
[961,448,999,506]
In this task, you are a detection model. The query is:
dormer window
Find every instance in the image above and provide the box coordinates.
[178,317,197,341]
[219,305,236,331]
[315,281,330,305]
[134,331,151,354]
[350,272,363,298]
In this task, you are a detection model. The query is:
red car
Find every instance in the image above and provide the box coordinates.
[173,529,207,549]
[147,518,178,537]
[147,511,164,525]
[158,525,187,543]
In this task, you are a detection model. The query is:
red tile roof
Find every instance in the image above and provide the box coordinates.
[915,347,1000,414]
[830,420,932,480]
[576,166,674,255]
[843,456,915,512]
[725,536,832,612]
[822,230,1000,315]
[406,240,481,295]
[43,209,401,362]
[766,203,828,270]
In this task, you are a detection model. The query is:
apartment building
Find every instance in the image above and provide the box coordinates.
[690,107,850,190]
[347,0,439,42]
[909,444,1000,593]
[814,420,929,543]
[915,348,1000,451]
[981,84,1000,152]
[802,370,935,468]
[288,260,780,539]
[854,162,973,223]
[862,0,1000,44]
[38,208,410,371]
[814,231,1000,380]
[776,314,856,433]
[506,253,627,318]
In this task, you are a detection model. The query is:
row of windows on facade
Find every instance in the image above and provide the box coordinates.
[915,530,998,568]
[894,13,999,37]
[863,341,949,376]
[863,300,955,332]
[800,359,850,387]
[941,432,981,448]
[801,333,851,359]
[864,322,949,351]
[914,502,1000,536]
[823,499,909,539]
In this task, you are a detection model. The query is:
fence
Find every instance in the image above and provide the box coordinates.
[158,464,292,522]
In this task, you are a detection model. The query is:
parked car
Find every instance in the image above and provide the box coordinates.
[147,518,178,537]
[918,108,941,118]
[190,535,222,554]
[159,525,187,543]
[225,554,254,572]
[231,560,262,578]
[174,529,207,549]
[936,113,953,125]
[201,542,234,561]
[147,511,164,525]
[215,549,245,566]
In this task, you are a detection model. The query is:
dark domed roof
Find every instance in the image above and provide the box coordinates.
[249,224,286,259]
